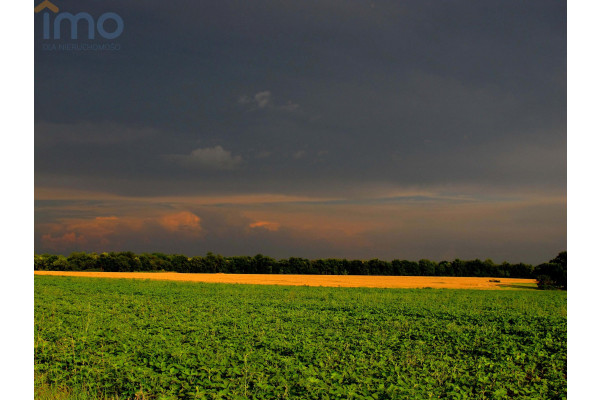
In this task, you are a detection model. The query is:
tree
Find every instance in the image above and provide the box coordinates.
[348,260,369,275]
[253,254,275,274]
[418,259,436,276]
[287,257,312,274]
[50,255,70,271]
[170,254,190,273]
[34,254,48,270]
[550,251,567,269]
[67,252,98,270]
[367,259,390,275]
[534,252,567,290]
[436,261,451,276]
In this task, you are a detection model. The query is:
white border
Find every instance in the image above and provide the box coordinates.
[568,1,598,398]
[1,0,34,397]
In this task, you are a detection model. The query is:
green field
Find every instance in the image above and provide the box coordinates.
[34,276,566,400]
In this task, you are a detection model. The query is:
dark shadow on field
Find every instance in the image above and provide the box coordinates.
[497,284,539,290]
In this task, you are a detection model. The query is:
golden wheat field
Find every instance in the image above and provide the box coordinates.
[34,271,536,289]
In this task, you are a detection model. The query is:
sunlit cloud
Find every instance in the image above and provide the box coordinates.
[248,220,281,232]
[159,211,202,234]
[41,232,87,251]
[35,190,566,262]
[39,211,204,252]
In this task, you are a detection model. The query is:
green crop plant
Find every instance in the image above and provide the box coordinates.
[35,276,566,399]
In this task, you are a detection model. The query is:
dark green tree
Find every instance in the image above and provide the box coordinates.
[418,259,436,276]
[534,252,567,290]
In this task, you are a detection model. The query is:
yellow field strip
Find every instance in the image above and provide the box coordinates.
[34,271,536,289]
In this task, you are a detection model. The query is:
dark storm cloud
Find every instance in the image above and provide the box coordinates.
[35,0,566,261]
[36,0,565,195]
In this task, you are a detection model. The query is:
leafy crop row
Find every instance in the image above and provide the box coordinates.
[35,276,566,399]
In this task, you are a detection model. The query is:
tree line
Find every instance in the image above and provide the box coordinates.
[33,251,558,280]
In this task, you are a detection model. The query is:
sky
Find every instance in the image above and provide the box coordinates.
[34,0,566,264]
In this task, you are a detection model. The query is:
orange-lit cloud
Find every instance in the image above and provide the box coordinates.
[39,211,203,251]
[158,211,202,234]
[248,220,281,231]
[41,232,87,250]
[35,186,566,262]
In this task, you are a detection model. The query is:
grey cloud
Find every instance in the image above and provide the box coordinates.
[292,150,306,160]
[239,91,300,112]
[238,91,272,109]
[165,146,242,170]
[254,91,271,108]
